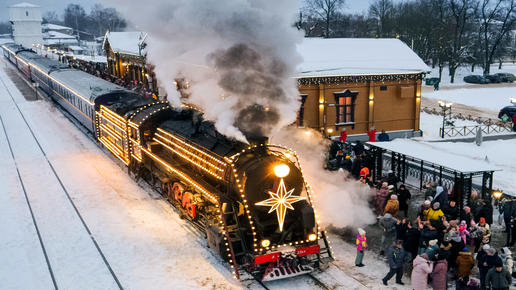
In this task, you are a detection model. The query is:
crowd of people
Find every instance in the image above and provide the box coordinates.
[352,173,515,290]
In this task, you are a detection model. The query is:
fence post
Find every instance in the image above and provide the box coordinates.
[420,160,424,190]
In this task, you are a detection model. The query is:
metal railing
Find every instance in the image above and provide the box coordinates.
[421,107,514,137]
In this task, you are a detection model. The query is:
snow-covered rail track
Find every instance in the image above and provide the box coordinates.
[0,74,124,290]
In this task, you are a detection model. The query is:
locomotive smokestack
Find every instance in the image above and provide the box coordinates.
[247,136,269,148]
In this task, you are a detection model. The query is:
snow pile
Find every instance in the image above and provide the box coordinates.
[110,0,304,140]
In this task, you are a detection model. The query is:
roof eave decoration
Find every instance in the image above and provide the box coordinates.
[297,73,424,85]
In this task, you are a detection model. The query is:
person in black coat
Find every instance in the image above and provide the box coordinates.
[443,200,460,221]
[387,170,399,189]
[361,152,373,172]
[341,155,352,172]
[404,221,421,261]
[353,140,364,156]
[397,185,411,218]
[431,218,447,243]
[477,200,494,225]
[396,219,409,241]
[351,155,362,179]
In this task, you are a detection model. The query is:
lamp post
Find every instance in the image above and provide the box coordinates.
[327,128,333,138]
[438,100,453,138]
[511,97,516,105]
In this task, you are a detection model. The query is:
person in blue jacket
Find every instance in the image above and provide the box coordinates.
[378,130,390,142]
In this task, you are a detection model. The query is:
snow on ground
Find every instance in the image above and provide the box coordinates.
[1,57,404,289]
[418,112,516,195]
[427,63,516,86]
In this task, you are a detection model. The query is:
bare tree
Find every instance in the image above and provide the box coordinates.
[305,0,346,37]
[369,0,395,37]
[63,4,88,42]
[481,0,516,74]
[43,11,61,24]
[295,11,319,37]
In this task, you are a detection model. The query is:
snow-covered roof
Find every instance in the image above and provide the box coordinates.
[43,23,72,30]
[366,139,502,173]
[68,46,83,51]
[51,70,127,102]
[297,38,431,77]
[45,31,76,39]
[8,2,40,8]
[105,31,145,54]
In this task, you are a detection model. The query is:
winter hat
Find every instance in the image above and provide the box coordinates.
[400,184,405,189]
[502,246,510,254]
[483,244,491,250]
[358,228,366,236]
[390,195,398,199]
[388,185,395,190]
[460,220,467,227]
[488,248,496,255]
[429,240,437,246]
[495,260,504,267]
[382,182,388,187]
[388,170,393,174]
[424,200,431,205]
[462,248,470,252]
[479,217,486,224]
[338,168,344,173]
[434,202,440,207]
[420,253,429,260]
[464,206,471,211]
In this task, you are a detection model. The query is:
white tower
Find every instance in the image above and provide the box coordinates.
[9,3,43,48]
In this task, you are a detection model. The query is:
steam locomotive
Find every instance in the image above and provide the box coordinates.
[2,43,334,282]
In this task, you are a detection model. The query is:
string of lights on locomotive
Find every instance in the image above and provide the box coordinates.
[2,42,334,282]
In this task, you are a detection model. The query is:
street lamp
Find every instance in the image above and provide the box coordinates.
[327,128,333,138]
[438,100,453,138]
[493,189,503,199]
[511,97,515,105]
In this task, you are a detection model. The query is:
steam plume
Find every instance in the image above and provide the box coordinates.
[109,0,304,140]
[273,128,376,228]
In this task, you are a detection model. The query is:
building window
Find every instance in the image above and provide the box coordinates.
[334,90,358,124]
[26,12,28,16]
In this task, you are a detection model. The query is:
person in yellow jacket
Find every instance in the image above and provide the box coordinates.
[424,202,444,220]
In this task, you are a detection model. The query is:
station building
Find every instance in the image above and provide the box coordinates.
[296,38,431,140]
[102,31,157,94]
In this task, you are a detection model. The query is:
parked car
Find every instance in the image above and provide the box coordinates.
[494,73,516,82]
[463,75,489,84]
[486,74,503,83]
[498,105,516,119]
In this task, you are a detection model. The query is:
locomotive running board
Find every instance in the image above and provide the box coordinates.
[262,265,314,282]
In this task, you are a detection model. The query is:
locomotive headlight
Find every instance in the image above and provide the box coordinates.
[308,234,317,241]
[274,164,290,178]
[261,239,271,247]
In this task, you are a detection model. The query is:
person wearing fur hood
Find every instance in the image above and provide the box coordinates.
[500,246,513,275]
[411,253,434,290]
[384,195,399,218]
[456,248,475,289]
[355,228,367,267]
[459,220,470,244]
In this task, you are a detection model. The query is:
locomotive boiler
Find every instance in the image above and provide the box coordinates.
[2,42,334,282]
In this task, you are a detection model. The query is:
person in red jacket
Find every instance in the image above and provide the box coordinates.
[340,128,347,142]
[512,114,516,132]
[367,126,376,142]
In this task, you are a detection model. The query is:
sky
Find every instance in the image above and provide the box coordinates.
[0,0,380,23]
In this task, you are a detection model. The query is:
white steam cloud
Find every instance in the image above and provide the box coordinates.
[109,0,304,140]
[273,128,376,228]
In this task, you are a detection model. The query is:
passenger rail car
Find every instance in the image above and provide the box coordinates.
[2,42,334,282]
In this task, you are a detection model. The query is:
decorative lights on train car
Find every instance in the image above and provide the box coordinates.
[261,239,270,247]
[308,233,317,241]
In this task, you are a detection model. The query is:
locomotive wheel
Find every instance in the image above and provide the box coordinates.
[161,182,171,198]
[182,192,195,218]
[171,182,184,202]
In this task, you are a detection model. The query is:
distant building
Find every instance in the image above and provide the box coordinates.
[42,23,73,36]
[43,31,78,48]
[296,38,431,140]
[9,2,43,48]
[103,31,157,93]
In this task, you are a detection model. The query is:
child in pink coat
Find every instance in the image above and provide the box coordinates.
[459,220,470,244]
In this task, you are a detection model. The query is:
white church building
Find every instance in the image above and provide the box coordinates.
[9,3,43,48]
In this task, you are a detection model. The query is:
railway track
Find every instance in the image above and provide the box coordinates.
[0,65,124,290]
